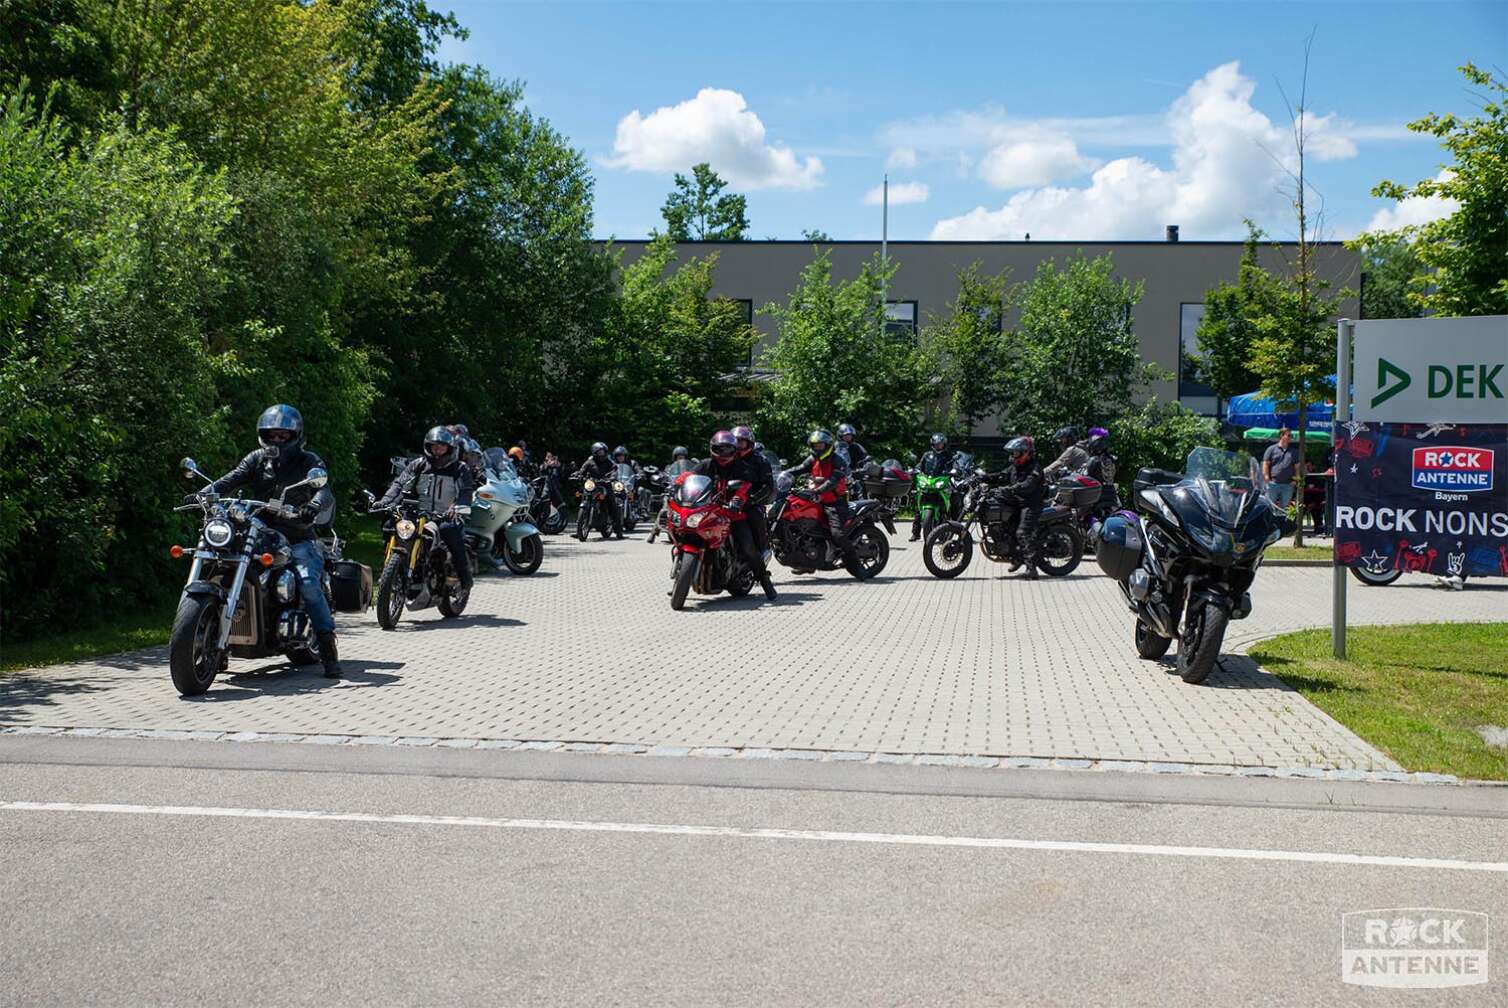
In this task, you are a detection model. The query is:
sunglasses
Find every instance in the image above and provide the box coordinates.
[263,429,295,444]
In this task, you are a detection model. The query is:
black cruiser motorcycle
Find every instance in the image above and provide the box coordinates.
[1095,447,1291,684]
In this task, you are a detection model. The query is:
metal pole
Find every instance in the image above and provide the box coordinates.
[1332,318,1353,659]
[880,175,889,339]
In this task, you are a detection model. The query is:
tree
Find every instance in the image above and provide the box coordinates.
[660,163,749,241]
[1110,400,1221,489]
[1004,252,1152,443]
[919,264,1013,433]
[801,228,831,242]
[1364,63,1508,317]
[755,250,929,460]
[1193,222,1278,402]
[1354,235,1423,320]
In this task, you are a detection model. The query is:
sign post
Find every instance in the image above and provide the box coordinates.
[1333,319,1353,658]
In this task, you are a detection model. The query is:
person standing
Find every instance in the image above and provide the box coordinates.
[1262,428,1303,508]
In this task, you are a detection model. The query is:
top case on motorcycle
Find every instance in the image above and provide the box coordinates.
[1133,467,1183,494]
[414,473,460,514]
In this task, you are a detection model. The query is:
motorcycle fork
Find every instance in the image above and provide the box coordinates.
[409,518,426,571]
[216,555,253,651]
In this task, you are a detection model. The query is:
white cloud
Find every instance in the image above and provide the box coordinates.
[607,88,824,190]
[1297,112,1358,161]
[930,62,1346,240]
[1366,170,1458,231]
[886,146,918,169]
[863,181,929,206]
[977,133,1097,188]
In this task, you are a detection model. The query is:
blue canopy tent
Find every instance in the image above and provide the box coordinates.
[1225,377,1336,431]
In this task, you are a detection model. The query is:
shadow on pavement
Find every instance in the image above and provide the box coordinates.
[0,673,111,722]
[1168,653,1308,691]
[194,659,407,700]
[394,613,525,631]
[676,590,822,612]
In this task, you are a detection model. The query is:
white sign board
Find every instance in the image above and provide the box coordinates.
[1353,315,1508,423]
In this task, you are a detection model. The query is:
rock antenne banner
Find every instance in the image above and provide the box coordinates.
[1333,422,1508,578]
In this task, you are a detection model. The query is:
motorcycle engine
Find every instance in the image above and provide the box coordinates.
[788,519,827,566]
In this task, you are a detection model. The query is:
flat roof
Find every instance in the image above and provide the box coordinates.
[594,238,1349,247]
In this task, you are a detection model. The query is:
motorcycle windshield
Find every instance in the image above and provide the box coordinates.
[614,463,635,484]
[675,474,715,505]
[1166,447,1275,557]
[953,452,976,473]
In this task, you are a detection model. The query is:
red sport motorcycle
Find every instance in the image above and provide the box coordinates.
[664,473,758,610]
[768,472,893,579]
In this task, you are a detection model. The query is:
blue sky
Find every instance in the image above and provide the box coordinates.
[438,1,1504,241]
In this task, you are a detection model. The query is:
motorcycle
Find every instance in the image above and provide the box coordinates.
[1095,447,1290,684]
[641,465,675,544]
[767,472,893,579]
[910,452,973,541]
[469,448,543,575]
[526,474,569,535]
[369,490,472,631]
[922,469,1094,579]
[573,470,621,540]
[854,458,913,519]
[664,473,758,610]
[615,461,641,531]
[167,458,362,696]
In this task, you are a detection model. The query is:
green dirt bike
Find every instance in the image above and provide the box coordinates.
[911,452,973,542]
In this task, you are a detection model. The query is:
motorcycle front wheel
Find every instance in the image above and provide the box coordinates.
[1035,526,1084,577]
[671,552,700,610]
[923,525,973,579]
[844,527,890,579]
[1177,602,1229,684]
[503,533,543,575]
[375,552,407,630]
[438,581,469,618]
[169,594,222,696]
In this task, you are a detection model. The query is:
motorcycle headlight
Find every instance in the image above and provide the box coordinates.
[613,481,625,492]
[203,518,234,548]
[396,518,416,540]
[275,569,298,602]
[687,512,706,528]
[584,478,596,491]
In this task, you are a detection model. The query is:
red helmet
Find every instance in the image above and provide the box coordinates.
[709,430,738,466]
[731,424,754,455]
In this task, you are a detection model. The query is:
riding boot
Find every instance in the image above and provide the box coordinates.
[760,573,778,600]
[317,631,341,678]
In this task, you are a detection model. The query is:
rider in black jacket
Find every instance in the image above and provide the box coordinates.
[691,430,777,600]
[732,425,774,559]
[988,435,1045,579]
[574,442,624,538]
[837,423,869,470]
[911,432,958,541]
[378,426,476,591]
[209,404,341,677]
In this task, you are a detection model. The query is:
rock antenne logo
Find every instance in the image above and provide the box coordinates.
[1341,908,1489,988]
[1411,446,1494,493]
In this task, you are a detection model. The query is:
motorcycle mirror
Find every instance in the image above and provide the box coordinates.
[181,457,201,481]
[306,468,329,489]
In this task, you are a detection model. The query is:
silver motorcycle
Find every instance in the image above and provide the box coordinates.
[468,448,543,575]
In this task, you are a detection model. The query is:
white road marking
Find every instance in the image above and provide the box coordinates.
[5,799,1506,873]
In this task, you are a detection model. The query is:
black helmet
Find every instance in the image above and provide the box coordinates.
[1085,431,1110,456]
[837,422,856,440]
[461,436,483,465]
[1053,425,1079,448]
[672,445,688,459]
[1005,435,1034,463]
[424,425,458,461]
[613,444,628,461]
[709,429,738,464]
[450,423,470,439]
[929,433,947,451]
[257,404,305,459]
[808,429,835,458]
[591,441,608,458]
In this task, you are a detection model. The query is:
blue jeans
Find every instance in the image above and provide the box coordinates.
[1266,482,1295,508]
[289,539,336,634]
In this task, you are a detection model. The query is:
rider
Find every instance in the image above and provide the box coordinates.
[780,429,857,564]
[990,435,1045,580]
[574,441,624,539]
[690,430,778,601]
[613,444,646,518]
[910,432,958,541]
[733,424,774,561]
[1043,425,1090,481]
[836,423,869,470]
[664,446,694,478]
[208,405,341,678]
[377,426,476,592]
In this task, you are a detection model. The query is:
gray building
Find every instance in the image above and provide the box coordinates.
[603,235,1359,434]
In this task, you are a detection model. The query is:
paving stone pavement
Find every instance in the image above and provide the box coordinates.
[4,533,1503,770]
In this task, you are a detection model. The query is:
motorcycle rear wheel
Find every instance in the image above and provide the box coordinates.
[1134,620,1171,659]
[1035,526,1084,577]
[1177,602,1229,684]
[503,533,543,576]
[844,527,890,579]
[375,552,407,630]
[1350,565,1402,587]
[169,594,222,696]
[671,552,699,610]
[922,525,973,579]
[541,509,568,535]
[439,581,469,618]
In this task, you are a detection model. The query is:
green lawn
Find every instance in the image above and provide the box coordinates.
[2,514,390,674]
[1249,623,1508,780]
[1264,544,1331,561]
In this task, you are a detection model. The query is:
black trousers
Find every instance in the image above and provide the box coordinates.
[747,506,771,553]
[730,518,767,577]
[999,504,1040,563]
[824,500,852,550]
[437,520,473,588]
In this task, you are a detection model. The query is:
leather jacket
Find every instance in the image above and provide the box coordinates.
[209,447,334,544]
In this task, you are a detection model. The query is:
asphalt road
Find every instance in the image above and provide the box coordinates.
[2,736,1504,1007]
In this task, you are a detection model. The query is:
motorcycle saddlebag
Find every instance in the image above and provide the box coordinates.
[330,560,373,612]
[1094,513,1144,581]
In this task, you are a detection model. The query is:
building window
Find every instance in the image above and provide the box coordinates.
[885,300,917,337]
[1178,302,1219,416]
